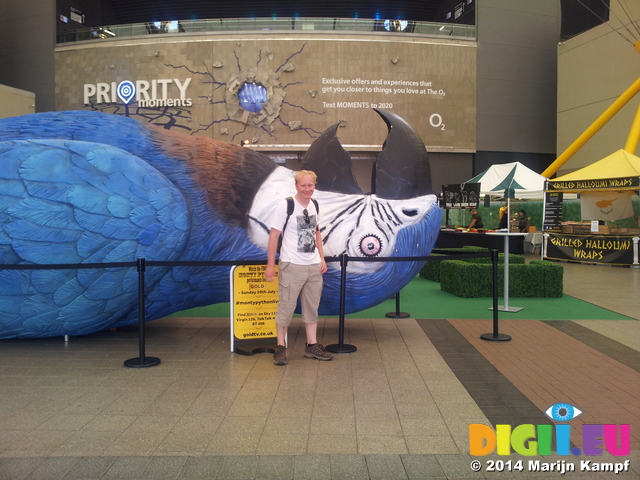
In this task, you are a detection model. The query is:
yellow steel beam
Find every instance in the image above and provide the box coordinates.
[542,77,640,178]
[624,103,640,154]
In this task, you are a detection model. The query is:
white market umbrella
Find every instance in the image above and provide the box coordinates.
[466,162,547,229]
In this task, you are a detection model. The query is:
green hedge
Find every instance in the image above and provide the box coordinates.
[420,246,525,283]
[438,259,563,298]
[529,260,564,298]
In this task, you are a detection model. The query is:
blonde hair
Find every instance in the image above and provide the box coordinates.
[294,170,317,184]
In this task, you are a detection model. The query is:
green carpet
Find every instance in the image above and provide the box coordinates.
[171,276,632,321]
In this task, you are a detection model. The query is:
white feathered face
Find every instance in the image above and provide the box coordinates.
[247,167,438,273]
[316,191,435,259]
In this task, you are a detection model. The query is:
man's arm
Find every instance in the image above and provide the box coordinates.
[264,228,281,282]
[316,229,327,274]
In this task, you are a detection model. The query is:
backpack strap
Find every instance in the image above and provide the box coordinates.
[282,197,294,234]
[311,198,319,231]
[277,197,294,254]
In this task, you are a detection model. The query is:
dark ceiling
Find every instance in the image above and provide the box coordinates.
[99,0,610,40]
[104,0,447,25]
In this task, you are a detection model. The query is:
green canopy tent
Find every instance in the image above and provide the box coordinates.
[466,162,547,229]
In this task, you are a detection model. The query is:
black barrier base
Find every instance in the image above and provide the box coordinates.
[124,356,161,368]
[326,343,357,354]
[386,311,410,318]
[234,344,276,356]
[480,333,512,342]
[386,291,410,318]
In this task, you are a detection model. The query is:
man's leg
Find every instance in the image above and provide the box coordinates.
[275,262,305,341]
[300,264,332,361]
[304,322,317,345]
[274,262,303,365]
[274,263,314,365]
[276,324,288,347]
[300,264,322,345]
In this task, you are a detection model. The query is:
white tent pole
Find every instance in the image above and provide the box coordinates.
[541,195,546,259]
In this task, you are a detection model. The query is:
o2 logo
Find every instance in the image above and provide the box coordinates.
[429,113,445,131]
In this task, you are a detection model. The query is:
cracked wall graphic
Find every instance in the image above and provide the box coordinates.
[167,42,324,142]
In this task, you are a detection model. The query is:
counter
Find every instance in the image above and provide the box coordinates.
[436,229,525,254]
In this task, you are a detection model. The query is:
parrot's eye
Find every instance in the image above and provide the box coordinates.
[358,234,382,257]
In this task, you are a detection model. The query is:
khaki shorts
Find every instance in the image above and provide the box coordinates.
[275,261,323,328]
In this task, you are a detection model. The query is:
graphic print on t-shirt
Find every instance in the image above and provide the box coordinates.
[296,213,316,252]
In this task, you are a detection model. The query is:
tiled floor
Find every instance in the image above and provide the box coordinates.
[0,257,638,479]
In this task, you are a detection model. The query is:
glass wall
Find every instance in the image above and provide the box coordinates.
[57,17,476,44]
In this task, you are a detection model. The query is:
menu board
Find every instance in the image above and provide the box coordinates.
[543,191,563,232]
[442,183,480,209]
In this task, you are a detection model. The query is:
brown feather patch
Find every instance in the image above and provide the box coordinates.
[144,124,276,228]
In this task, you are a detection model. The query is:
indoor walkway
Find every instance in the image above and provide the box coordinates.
[0,259,638,479]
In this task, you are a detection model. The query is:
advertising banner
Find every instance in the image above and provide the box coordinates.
[545,234,636,265]
[55,36,476,150]
[230,265,278,352]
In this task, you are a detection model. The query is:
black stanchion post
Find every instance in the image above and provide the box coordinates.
[385,291,410,318]
[124,258,161,368]
[481,249,511,342]
[326,253,357,354]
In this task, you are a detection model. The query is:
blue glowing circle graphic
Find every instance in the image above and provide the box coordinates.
[544,403,583,422]
[238,83,267,113]
[117,81,136,104]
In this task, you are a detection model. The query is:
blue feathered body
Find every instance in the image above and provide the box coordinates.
[0,112,269,338]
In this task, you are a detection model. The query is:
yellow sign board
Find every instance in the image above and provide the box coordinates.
[230,265,279,350]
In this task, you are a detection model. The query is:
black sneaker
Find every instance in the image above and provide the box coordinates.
[304,343,333,361]
[273,345,287,365]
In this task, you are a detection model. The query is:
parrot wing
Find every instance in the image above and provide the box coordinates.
[0,139,190,338]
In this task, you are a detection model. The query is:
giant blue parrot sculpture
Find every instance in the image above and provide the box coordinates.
[0,109,441,339]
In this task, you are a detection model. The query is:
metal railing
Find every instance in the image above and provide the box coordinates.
[0,248,505,368]
[56,17,476,44]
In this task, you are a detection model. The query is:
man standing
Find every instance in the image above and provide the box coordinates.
[264,170,332,365]
[468,208,484,229]
[517,210,530,232]
[498,204,508,229]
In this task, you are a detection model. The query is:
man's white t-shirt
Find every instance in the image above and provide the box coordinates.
[270,197,320,265]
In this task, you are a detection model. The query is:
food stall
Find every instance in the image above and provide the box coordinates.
[543,149,640,266]
[438,182,519,250]
[438,163,547,253]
